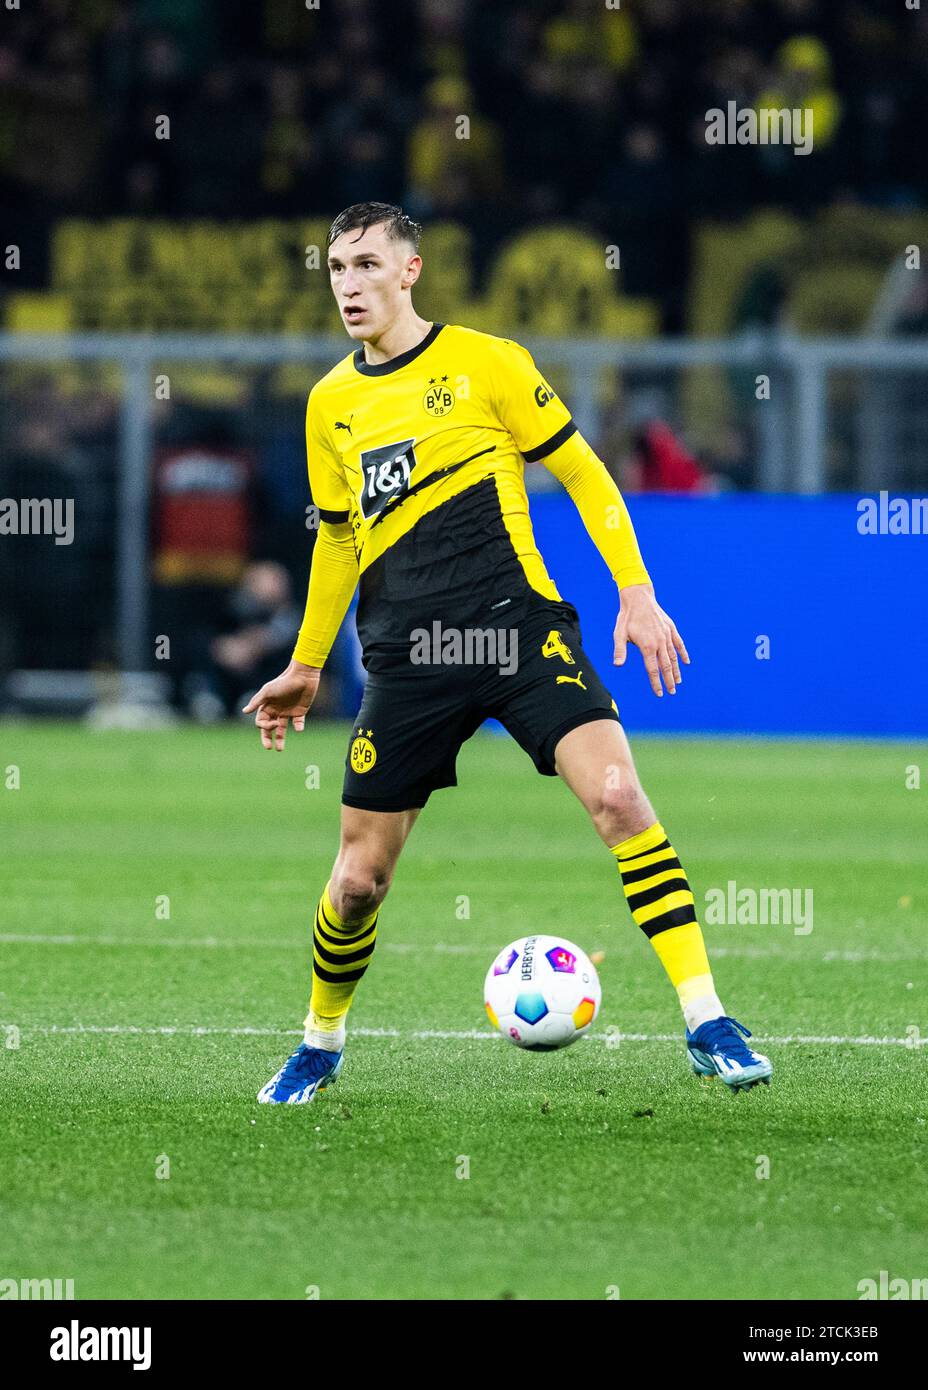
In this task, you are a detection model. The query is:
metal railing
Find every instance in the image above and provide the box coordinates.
[1,331,927,671]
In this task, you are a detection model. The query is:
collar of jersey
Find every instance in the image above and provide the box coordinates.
[352,322,445,376]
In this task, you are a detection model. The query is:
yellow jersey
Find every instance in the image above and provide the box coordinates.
[294,322,649,668]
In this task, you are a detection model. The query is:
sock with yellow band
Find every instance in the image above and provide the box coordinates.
[611,821,724,1033]
[303,883,378,1052]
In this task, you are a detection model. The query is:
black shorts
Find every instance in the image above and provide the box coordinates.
[342,602,620,812]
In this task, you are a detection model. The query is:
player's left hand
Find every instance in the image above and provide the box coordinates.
[613,584,690,697]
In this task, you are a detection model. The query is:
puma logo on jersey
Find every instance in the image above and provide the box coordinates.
[556,671,586,690]
[542,630,574,664]
[334,415,354,437]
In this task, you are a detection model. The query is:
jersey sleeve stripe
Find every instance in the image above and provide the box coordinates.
[318,507,350,523]
[521,419,577,463]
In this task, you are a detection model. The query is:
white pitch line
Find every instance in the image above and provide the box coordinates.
[0,934,520,958]
[0,933,921,965]
[0,933,488,952]
[0,932,293,949]
[4,1023,925,1047]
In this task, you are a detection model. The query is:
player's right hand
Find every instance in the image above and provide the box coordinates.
[242,660,321,751]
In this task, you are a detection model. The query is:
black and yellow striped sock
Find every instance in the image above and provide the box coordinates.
[303,882,378,1051]
[611,821,723,1031]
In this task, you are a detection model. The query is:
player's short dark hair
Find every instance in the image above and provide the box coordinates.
[326,202,422,253]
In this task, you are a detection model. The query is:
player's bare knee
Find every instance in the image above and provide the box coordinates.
[589,781,654,846]
[329,859,392,919]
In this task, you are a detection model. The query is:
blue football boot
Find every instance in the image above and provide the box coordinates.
[257,1043,344,1105]
[686,1016,772,1092]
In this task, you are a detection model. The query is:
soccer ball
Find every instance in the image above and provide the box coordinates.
[484,934,601,1051]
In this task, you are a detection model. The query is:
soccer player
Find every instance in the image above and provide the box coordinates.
[245,202,772,1103]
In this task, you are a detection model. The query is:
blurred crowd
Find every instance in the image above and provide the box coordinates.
[3,0,927,326]
[0,366,718,688]
[2,0,927,689]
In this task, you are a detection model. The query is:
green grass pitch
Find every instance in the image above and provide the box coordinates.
[1,721,925,1301]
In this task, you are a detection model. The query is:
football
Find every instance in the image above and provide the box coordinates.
[484,934,602,1051]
